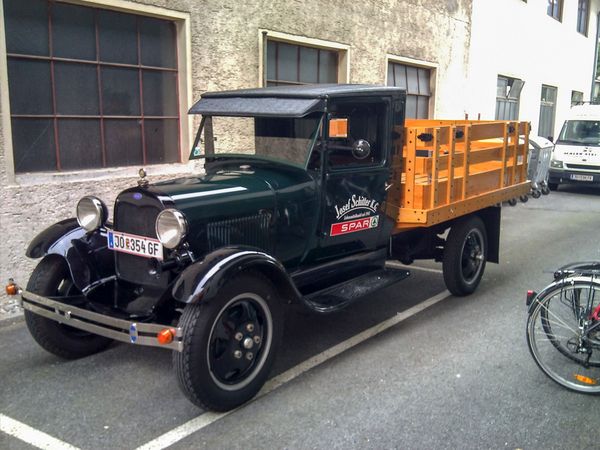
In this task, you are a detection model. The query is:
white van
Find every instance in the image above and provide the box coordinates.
[548,104,600,190]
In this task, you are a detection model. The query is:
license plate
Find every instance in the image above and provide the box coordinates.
[107,231,163,260]
[570,174,594,182]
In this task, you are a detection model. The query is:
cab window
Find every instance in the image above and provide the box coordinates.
[326,101,386,169]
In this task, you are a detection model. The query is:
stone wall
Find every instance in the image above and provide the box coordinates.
[0,0,472,290]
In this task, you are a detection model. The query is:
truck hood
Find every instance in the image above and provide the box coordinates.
[553,143,600,167]
[152,170,276,223]
[151,161,316,221]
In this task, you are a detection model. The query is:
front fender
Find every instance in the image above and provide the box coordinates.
[26,218,84,258]
[26,219,114,292]
[172,246,301,305]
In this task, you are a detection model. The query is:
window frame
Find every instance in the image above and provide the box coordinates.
[0,0,192,184]
[495,75,524,121]
[325,99,389,172]
[539,84,558,140]
[577,0,590,36]
[258,30,349,88]
[571,90,584,106]
[385,54,437,120]
[547,0,563,22]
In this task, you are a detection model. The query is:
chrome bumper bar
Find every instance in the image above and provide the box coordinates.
[21,290,183,352]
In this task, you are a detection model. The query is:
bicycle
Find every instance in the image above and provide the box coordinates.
[526,261,600,394]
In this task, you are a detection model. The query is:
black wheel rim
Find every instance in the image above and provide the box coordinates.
[460,229,484,284]
[207,293,272,390]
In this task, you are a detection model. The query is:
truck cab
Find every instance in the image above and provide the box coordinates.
[548,104,600,190]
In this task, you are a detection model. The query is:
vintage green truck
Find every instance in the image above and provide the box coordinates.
[17,85,530,411]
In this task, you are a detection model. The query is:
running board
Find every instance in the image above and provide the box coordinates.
[302,267,410,313]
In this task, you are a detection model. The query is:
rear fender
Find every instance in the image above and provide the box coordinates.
[172,246,301,305]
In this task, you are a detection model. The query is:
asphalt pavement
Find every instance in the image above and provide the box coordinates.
[1,184,599,450]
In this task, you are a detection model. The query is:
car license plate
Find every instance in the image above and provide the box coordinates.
[570,174,594,182]
[107,231,163,260]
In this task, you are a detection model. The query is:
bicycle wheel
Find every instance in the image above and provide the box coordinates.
[526,278,600,394]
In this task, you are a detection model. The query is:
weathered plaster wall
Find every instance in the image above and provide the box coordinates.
[0,0,472,290]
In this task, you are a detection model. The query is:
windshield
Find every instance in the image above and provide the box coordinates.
[557,120,600,145]
[190,113,323,169]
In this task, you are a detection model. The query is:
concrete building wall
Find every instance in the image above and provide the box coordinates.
[467,0,600,138]
[0,0,472,289]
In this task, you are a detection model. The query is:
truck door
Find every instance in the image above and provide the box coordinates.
[316,98,391,261]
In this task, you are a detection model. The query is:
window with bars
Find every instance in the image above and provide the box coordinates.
[547,0,563,21]
[266,40,338,86]
[495,76,524,120]
[4,0,180,173]
[539,85,557,140]
[577,0,590,35]
[387,62,431,119]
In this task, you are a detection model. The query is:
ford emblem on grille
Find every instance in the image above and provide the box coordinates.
[133,193,143,200]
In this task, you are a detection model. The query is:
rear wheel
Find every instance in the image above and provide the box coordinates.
[526,280,600,394]
[24,257,112,359]
[443,216,488,296]
[174,273,283,411]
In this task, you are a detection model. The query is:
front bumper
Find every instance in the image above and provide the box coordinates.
[548,168,600,185]
[21,290,183,352]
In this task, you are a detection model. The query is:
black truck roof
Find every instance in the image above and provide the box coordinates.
[189,84,405,117]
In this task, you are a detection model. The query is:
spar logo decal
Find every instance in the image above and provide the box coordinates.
[330,215,379,236]
[331,195,380,236]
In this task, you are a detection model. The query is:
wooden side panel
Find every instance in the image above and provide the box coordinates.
[388,119,531,229]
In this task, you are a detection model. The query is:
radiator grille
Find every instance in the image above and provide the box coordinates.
[566,163,600,171]
[114,192,165,287]
[207,213,272,252]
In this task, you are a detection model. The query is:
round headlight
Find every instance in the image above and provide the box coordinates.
[156,209,188,249]
[76,196,108,232]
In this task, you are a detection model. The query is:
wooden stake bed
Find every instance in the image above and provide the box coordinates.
[385,119,531,231]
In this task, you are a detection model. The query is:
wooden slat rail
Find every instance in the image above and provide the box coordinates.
[462,125,470,201]
[386,119,531,231]
[405,128,417,209]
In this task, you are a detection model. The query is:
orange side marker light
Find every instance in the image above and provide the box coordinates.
[5,279,18,296]
[157,328,175,345]
[574,374,597,385]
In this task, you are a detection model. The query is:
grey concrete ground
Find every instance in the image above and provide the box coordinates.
[1,184,599,449]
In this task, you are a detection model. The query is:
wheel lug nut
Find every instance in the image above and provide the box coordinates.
[246,352,253,360]
[234,350,242,359]
[253,336,261,344]
[235,332,243,341]
[246,323,254,332]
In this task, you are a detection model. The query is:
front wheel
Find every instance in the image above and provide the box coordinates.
[443,216,488,296]
[548,182,559,191]
[24,256,112,359]
[174,273,283,411]
[526,280,600,394]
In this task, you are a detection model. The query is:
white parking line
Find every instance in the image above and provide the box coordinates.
[0,414,81,450]
[385,261,444,274]
[136,289,451,450]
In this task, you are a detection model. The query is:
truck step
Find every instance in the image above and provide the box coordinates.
[302,267,410,313]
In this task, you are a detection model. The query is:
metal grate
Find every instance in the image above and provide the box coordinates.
[207,213,272,252]
[566,163,600,171]
[114,191,165,286]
